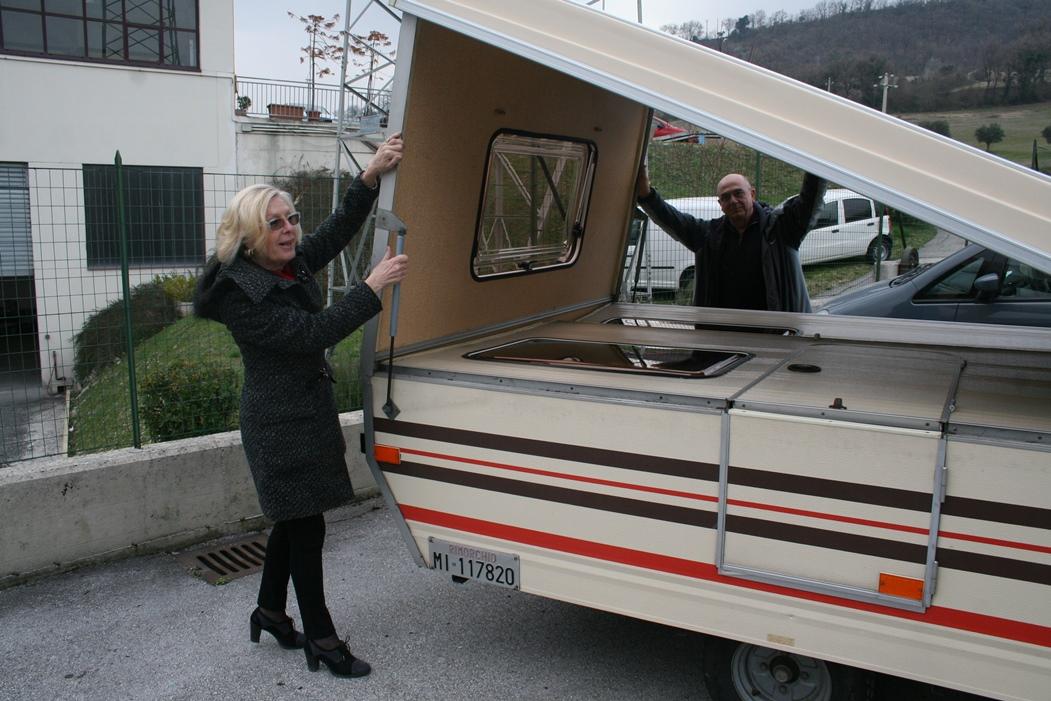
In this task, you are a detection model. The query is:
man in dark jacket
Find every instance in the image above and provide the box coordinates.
[636,167,826,312]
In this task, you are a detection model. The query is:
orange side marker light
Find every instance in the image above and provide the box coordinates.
[878,572,924,601]
[374,444,401,465]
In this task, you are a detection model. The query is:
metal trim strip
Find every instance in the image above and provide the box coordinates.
[381,365,728,412]
[359,13,426,568]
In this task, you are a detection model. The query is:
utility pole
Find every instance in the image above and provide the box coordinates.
[873,72,896,282]
[877,72,898,113]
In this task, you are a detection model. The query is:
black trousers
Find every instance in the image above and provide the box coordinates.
[257,513,336,640]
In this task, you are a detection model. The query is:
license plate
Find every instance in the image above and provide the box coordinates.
[429,537,520,590]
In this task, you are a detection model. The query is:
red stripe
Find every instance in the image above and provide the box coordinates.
[398,447,1051,555]
[401,447,716,503]
[400,504,1051,649]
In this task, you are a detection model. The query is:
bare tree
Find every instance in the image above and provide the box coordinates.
[349,31,394,114]
[288,12,344,115]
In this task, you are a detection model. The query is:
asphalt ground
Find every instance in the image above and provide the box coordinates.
[0,497,710,701]
[0,499,996,701]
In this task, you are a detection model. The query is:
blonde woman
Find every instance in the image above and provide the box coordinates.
[194,134,406,679]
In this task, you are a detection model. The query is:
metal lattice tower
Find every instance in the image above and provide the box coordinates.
[325,0,402,309]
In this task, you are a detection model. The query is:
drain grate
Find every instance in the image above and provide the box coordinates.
[178,534,268,585]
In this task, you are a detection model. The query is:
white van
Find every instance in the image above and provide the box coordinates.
[626,189,892,292]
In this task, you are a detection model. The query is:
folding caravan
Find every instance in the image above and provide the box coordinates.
[360,2,1051,699]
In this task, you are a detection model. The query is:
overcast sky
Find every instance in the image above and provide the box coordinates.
[235,0,820,83]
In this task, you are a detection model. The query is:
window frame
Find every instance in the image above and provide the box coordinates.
[842,197,873,224]
[0,0,200,71]
[83,162,205,268]
[470,129,598,282]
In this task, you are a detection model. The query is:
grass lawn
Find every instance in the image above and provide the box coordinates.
[898,101,1051,171]
[803,219,939,296]
[69,315,364,456]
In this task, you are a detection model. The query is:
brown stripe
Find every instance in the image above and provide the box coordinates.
[386,460,1051,586]
[375,417,718,480]
[385,460,715,528]
[727,515,927,563]
[936,548,1051,586]
[943,495,1051,531]
[730,466,932,512]
[376,419,1051,531]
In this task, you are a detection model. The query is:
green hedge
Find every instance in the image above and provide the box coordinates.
[72,280,178,384]
[141,358,240,441]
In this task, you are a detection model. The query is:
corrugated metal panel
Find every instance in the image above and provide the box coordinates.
[391,0,1051,273]
[0,163,32,277]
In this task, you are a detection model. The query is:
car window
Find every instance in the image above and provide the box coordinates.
[842,198,873,223]
[998,259,1051,300]
[813,201,837,228]
[915,254,989,301]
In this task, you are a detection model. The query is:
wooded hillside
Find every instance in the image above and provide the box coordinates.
[662,0,1051,112]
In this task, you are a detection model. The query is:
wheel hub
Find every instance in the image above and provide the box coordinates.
[730,644,832,701]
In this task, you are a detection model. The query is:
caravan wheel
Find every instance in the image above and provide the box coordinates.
[702,637,873,701]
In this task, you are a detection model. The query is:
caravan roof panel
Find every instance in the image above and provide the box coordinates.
[392,0,1051,273]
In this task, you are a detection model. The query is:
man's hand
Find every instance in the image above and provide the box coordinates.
[636,164,652,200]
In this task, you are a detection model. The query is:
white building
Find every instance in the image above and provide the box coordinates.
[0,0,237,390]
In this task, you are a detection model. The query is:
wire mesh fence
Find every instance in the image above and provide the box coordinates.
[1,162,375,465]
[1,134,940,466]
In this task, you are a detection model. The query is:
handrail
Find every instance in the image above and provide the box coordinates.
[234,76,392,122]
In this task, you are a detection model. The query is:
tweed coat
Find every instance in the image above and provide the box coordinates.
[194,176,382,521]
[638,173,826,312]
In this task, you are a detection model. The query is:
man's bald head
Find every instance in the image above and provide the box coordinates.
[716,173,757,232]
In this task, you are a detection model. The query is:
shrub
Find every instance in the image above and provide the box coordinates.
[73,280,178,383]
[141,359,240,441]
[917,119,951,137]
[157,272,197,303]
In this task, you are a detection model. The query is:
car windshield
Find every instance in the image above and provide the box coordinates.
[890,263,933,287]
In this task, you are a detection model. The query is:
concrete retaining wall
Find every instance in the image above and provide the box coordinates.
[0,412,374,588]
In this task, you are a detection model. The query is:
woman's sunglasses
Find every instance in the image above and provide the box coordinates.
[267,212,301,231]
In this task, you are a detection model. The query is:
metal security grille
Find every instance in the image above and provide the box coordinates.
[178,534,268,585]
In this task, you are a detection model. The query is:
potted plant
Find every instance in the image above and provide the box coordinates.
[267,103,304,120]
[235,95,251,116]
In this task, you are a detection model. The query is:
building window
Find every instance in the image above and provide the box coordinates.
[472,131,596,279]
[0,0,199,69]
[83,164,204,267]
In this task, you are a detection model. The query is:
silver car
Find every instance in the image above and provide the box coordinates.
[817,244,1051,327]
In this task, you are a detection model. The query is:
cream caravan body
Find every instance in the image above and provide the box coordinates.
[359,2,1051,699]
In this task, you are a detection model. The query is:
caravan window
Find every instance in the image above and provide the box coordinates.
[472,131,596,279]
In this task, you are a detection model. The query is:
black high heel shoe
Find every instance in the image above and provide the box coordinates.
[304,639,371,678]
[249,608,306,650]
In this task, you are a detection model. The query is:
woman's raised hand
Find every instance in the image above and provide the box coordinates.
[361,132,404,188]
[364,246,409,296]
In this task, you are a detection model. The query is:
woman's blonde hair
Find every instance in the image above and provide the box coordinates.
[214,184,300,264]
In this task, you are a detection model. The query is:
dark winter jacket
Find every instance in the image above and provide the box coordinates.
[193,176,382,521]
[638,173,826,312]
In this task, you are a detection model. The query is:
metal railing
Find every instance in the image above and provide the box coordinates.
[234,76,391,122]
